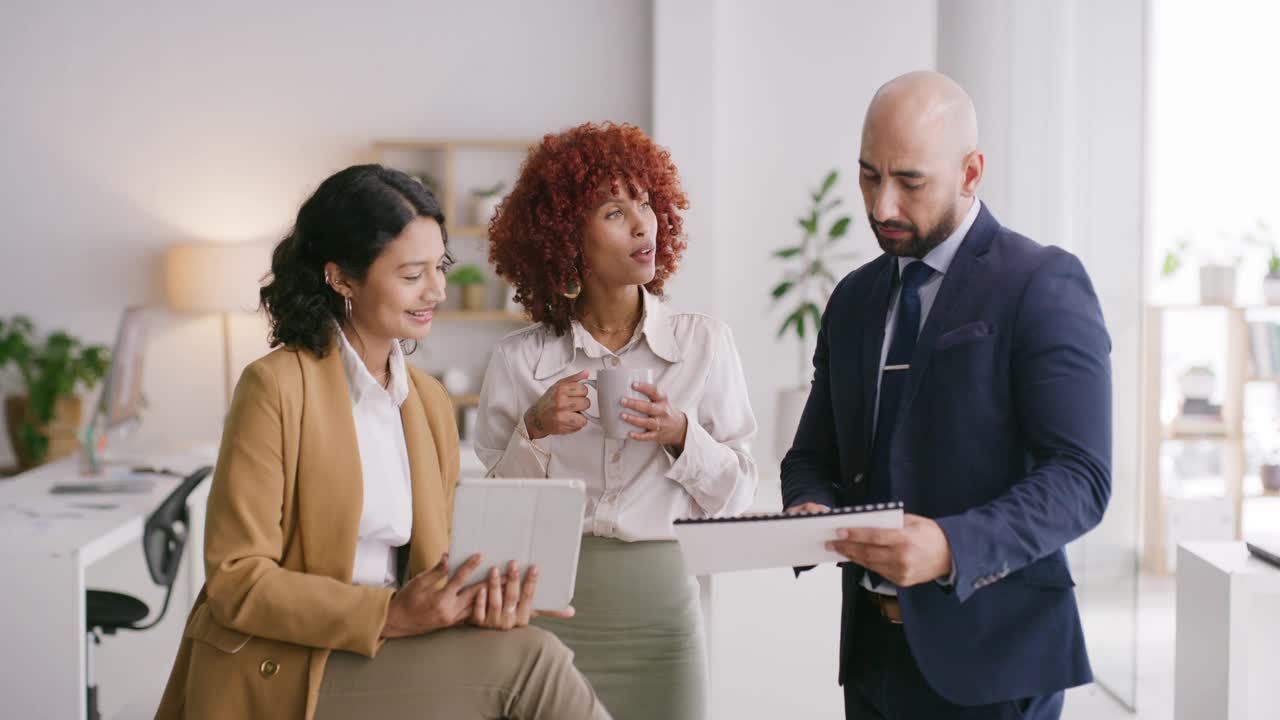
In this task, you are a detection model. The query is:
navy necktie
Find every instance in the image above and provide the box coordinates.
[865,261,934,586]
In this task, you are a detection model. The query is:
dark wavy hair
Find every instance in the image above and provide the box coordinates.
[260,164,450,357]
[488,122,689,336]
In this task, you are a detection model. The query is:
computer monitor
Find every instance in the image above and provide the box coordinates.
[82,307,149,472]
[97,306,149,429]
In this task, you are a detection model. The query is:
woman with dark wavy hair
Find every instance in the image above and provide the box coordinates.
[156,164,609,720]
[476,123,759,719]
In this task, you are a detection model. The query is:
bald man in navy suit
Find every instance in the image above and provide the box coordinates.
[782,71,1111,720]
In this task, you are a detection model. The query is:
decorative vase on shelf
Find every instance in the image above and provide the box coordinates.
[1199,264,1237,305]
[448,264,488,312]
[1262,463,1280,493]
[1178,365,1216,401]
[471,182,506,227]
[462,284,487,311]
[504,284,524,315]
[473,195,501,227]
[1263,273,1280,306]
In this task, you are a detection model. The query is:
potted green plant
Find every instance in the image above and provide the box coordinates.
[1241,220,1280,305]
[472,181,507,227]
[1260,448,1280,493]
[448,264,488,311]
[0,316,110,469]
[1161,233,1240,305]
[770,169,857,460]
[1263,251,1280,306]
[409,172,440,193]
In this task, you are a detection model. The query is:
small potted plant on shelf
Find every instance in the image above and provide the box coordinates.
[472,182,507,227]
[1260,452,1280,493]
[409,172,440,193]
[0,315,110,470]
[1161,234,1240,306]
[771,169,858,461]
[1242,220,1280,305]
[1263,251,1280,306]
[448,264,488,311]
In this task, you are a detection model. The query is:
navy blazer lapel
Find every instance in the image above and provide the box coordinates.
[903,204,999,404]
[860,256,896,457]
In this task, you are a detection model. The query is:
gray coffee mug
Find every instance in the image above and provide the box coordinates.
[582,367,656,439]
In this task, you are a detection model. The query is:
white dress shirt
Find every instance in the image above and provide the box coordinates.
[475,289,759,541]
[337,329,413,588]
[865,197,981,595]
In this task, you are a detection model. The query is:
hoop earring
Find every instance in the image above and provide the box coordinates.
[563,280,581,300]
[344,296,352,319]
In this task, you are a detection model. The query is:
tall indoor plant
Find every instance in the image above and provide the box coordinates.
[770,169,855,459]
[0,315,110,469]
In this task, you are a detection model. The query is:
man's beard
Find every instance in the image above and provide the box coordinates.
[870,203,960,258]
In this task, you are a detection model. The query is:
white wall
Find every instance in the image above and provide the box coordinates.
[0,0,653,468]
[657,0,937,472]
[1,2,652,714]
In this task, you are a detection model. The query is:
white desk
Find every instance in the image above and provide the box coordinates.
[0,449,215,720]
[1176,542,1280,720]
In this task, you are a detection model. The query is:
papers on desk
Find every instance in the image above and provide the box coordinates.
[674,502,905,575]
[0,498,93,540]
[0,470,161,543]
[49,478,155,494]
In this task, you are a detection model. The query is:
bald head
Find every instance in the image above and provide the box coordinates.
[858,71,984,258]
[866,71,978,158]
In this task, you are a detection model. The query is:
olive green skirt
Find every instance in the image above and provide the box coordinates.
[533,536,707,720]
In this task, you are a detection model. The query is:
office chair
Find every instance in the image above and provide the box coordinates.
[84,465,212,720]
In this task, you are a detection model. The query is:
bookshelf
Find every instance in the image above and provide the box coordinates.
[1143,304,1280,574]
[435,310,528,323]
[370,138,537,442]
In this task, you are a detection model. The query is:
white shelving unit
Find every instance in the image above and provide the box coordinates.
[1143,305,1280,573]
[372,139,536,438]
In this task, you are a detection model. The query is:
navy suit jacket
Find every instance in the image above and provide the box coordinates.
[781,205,1111,706]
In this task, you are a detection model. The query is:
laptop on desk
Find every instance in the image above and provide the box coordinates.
[1246,541,1280,570]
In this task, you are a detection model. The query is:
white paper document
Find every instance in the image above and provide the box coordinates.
[674,502,905,575]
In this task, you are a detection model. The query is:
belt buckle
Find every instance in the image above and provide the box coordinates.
[869,590,903,625]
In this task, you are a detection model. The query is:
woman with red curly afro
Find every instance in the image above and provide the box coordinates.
[475,122,759,719]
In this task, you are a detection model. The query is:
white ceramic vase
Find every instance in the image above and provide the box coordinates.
[1199,264,1237,305]
[1263,275,1280,305]
[473,195,502,227]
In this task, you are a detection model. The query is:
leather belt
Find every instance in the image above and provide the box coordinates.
[862,588,903,624]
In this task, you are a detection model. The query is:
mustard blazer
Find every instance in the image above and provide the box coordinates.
[156,342,459,719]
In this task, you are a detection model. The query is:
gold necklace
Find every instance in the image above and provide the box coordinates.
[370,361,391,388]
[579,308,642,335]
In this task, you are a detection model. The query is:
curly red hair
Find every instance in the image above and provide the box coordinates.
[488,122,689,335]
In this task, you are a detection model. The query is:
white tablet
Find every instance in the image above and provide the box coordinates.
[448,478,586,611]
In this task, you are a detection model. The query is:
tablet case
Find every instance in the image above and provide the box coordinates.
[448,478,586,610]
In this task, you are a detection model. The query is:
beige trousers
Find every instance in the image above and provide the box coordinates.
[314,625,611,720]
